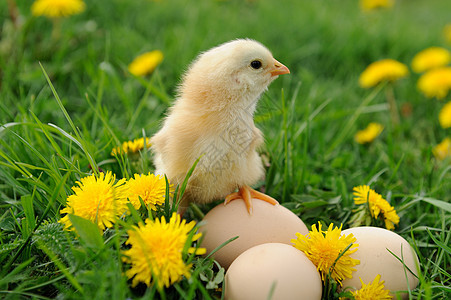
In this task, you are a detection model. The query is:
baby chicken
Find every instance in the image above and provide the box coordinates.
[151,39,290,213]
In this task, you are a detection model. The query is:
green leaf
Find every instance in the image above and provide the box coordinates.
[125,202,143,225]
[204,236,239,260]
[419,197,451,213]
[35,239,84,294]
[213,267,224,284]
[176,157,201,204]
[0,257,34,286]
[0,171,70,277]
[427,229,451,254]
[301,200,329,209]
[40,62,99,175]
[20,195,36,235]
[68,214,104,249]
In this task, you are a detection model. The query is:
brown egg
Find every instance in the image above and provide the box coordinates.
[341,227,420,299]
[225,243,322,300]
[200,198,308,269]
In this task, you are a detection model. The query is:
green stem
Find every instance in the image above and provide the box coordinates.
[385,84,400,125]
[51,18,62,41]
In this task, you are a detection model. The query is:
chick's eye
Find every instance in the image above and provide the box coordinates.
[250,60,262,69]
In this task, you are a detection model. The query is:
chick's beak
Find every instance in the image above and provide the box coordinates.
[270,59,290,76]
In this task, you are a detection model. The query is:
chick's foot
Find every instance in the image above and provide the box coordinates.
[224,185,279,214]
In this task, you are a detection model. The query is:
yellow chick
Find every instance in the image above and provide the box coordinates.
[151,39,290,213]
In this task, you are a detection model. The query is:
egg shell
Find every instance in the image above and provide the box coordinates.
[225,243,322,300]
[200,198,308,269]
[341,227,419,298]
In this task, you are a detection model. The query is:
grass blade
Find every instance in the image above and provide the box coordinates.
[39,62,99,175]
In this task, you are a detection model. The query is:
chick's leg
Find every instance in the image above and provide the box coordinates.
[224,185,279,214]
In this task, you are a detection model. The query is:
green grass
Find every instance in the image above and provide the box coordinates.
[1,0,450,299]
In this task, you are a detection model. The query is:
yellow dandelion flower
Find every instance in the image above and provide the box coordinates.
[353,185,400,230]
[122,213,206,288]
[444,24,451,44]
[125,173,172,210]
[411,47,451,73]
[433,137,451,161]
[354,123,384,144]
[127,137,150,153]
[359,59,408,89]
[351,275,392,300]
[439,101,451,129]
[359,0,394,12]
[31,0,85,18]
[128,50,164,77]
[111,137,151,156]
[353,185,383,218]
[291,223,359,285]
[382,207,400,231]
[60,172,128,231]
[353,185,376,205]
[111,143,128,157]
[417,67,451,99]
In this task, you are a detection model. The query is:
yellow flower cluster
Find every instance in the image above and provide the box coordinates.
[411,47,451,73]
[292,223,360,285]
[111,137,151,157]
[32,0,86,18]
[353,185,400,230]
[411,45,451,162]
[294,224,393,299]
[122,213,206,288]
[60,172,203,290]
[359,59,408,88]
[412,47,451,99]
[60,172,171,231]
[128,50,164,77]
[354,123,384,144]
[359,0,394,12]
